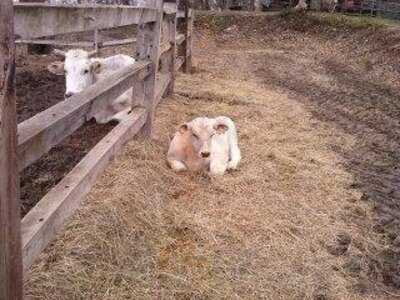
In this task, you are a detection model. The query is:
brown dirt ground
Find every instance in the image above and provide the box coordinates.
[25,13,400,299]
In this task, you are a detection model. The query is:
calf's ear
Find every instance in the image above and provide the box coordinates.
[91,61,102,74]
[178,123,189,134]
[47,62,64,76]
[214,122,229,134]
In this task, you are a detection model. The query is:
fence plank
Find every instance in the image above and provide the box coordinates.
[166,11,177,96]
[18,60,150,171]
[0,1,24,299]
[134,0,163,137]
[14,4,158,39]
[183,2,193,73]
[16,38,137,49]
[21,108,147,271]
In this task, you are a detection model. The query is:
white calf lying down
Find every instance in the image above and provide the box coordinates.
[48,49,135,124]
[167,116,241,176]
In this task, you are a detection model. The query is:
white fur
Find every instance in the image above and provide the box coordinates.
[167,116,241,176]
[214,116,241,170]
[48,49,136,124]
[295,0,308,10]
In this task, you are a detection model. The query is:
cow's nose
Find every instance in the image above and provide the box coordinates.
[65,92,74,99]
[201,152,210,158]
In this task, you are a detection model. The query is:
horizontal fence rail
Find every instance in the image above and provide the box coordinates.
[14,4,158,38]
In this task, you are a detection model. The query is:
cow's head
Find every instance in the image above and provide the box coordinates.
[179,117,229,159]
[47,49,101,99]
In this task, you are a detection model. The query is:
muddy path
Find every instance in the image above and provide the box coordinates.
[25,14,400,299]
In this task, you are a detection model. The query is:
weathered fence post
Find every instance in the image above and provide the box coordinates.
[0,0,24,299]
[183,0,193,73]
[134,0,163,137]
[167,11,177,95]
[160,2,177,96]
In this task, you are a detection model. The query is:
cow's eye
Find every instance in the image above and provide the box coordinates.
[83,69,89,74]
[192,133,199,139]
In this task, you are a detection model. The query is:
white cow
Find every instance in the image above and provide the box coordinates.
[47,49,135,124]
[167,116,241,176]
[295,0,308,10]
[295,0,337,11]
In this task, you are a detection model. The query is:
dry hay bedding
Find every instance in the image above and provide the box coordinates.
[25,13,400,299]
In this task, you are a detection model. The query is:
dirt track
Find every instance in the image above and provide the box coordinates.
[25,13,400,299]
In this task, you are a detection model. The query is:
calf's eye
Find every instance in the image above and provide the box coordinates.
[192,133,199,139]
[83,69,89,74]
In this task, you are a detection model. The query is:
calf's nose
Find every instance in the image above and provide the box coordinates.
[65,92,74,99]
[201,152,210,158]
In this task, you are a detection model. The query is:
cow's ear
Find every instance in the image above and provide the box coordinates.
[47,62,64,76]
[91,61,102,74]
[214,123,229,134]
[178,123,189,134]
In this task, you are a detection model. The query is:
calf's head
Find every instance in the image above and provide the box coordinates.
[47,49,101,99]
[179,117,229,159]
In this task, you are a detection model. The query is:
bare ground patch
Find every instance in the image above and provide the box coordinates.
[26,13,400,299]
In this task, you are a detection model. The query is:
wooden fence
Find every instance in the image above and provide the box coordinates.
[0,0,193,298]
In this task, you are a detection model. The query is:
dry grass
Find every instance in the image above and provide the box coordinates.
[25,13,400,299]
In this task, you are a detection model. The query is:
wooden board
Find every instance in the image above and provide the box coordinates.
[14,4,158,39]
[183,7,193,73]
[134,0,163,137]
[16,38,137,48]
[17,60,151,171]
[0,1,24,299]
[21,108,147,271]
[166,11,177,96]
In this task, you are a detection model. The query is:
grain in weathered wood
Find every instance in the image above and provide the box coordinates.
[134,0,163,137]
[183,3,193,73]
[102,38,137,47]
[166,11,177,96]
[16,38,137,49]
[0,1,24,299]
[21,108,147,271]
[14,4,158,39]
[159,2,177,96]
[16,39,93,47]
[94,28,100,53]
[18,60,151,171]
